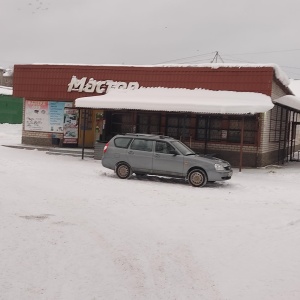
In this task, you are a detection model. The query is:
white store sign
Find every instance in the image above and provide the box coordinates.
[67,76,140,94]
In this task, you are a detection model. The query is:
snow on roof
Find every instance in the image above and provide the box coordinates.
[273,95,300,112]
[160,63,290,87]
[31,62,290,88]
[0,86,13,95]
[3,69,13,77]
[75,87,274,114]
[289,79,300,97]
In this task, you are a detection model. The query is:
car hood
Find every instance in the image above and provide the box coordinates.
[188,154,231,167]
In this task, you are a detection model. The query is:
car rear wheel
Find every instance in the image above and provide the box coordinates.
[188,169,207,187]
[116,163,132,179]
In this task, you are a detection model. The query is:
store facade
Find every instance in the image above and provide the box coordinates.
[13,63,300,167]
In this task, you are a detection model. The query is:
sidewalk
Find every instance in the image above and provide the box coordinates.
[2,144,95,158]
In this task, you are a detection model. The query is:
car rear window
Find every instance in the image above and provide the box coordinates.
[114,137,132,148]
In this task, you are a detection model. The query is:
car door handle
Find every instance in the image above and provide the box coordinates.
[154,154,160,158]
[128,151,134,155]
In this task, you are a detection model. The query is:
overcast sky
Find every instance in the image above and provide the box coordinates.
[1,0,300,78]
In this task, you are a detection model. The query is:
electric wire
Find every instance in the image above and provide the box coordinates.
[155,52,216,64]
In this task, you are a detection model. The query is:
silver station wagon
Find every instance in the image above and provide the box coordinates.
[101,134,233,187]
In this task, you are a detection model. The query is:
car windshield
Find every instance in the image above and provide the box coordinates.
[170,140,196,156]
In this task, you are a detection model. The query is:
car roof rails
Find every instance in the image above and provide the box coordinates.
[124,133,153,137]
[123,133,174,140]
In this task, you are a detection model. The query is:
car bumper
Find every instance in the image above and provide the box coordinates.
[208,169,233,181]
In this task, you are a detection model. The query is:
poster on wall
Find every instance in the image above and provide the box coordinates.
[49,102,65,132]
[63,108,79,144]
[24,101,49,131]
[25,100,73,134]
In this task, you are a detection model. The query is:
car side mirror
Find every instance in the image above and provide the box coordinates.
[169,150,178,156]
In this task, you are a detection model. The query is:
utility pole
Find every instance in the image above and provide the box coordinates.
[211,51,224,63]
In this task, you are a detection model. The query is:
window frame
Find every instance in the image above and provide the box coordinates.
[196,115,258,145]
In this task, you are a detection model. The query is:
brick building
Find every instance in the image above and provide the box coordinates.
[12,63,300,167]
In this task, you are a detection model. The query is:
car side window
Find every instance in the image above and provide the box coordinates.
[130,139,153,152]
[155,141,175,154]
[114,137,132,148]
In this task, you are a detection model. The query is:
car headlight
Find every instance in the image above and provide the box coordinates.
[214,163,225,171]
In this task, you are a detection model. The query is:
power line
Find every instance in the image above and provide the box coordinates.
[223,48,300,56]
[280,65,300,70]
[168,58,217,64]
[155,51,215,64]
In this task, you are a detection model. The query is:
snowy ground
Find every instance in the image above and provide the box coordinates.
[0,124,300,300]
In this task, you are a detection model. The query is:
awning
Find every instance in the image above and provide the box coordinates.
[75,87,274,114]
[273,95,300,112]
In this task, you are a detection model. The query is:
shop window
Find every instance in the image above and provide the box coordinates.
[196,116,222,142]
[136,113,160,134]
[166,114,191,139]
[196,115,257,144]
[111,112,134,135]
[196,118,207,140]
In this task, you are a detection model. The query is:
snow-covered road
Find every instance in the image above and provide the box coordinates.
[1,124,300,300]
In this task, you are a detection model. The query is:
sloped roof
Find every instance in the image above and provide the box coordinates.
[273,95,300,112]
[289,79,300,97]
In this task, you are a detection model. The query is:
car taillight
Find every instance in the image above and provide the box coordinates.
[103,143,109,153]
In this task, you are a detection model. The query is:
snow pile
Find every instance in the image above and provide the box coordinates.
[76,87,274,114]
[0,85,13,95]
[3,68,13,77]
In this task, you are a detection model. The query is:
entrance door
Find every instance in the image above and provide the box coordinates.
[78,109,104,147]
[78,109,93,147]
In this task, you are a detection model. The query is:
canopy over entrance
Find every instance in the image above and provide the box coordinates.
[75,87,274,114]
[273,95,300,112]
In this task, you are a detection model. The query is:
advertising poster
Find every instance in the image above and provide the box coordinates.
[49,102,65,132]
[24,101,49,131]
[63,108,79,144]
[25,100,71,133]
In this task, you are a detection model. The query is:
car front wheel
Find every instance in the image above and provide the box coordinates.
[116,163,132,179]
[188,169,207,187]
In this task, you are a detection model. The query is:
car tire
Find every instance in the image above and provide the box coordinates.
[188,169,207,187]
[116,163,132,179]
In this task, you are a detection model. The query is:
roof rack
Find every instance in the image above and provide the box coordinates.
[124,133,153,137]
[123,133,173,139]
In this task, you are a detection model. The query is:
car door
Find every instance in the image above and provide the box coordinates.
[127,138,153,173]
[152,141,184,176]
